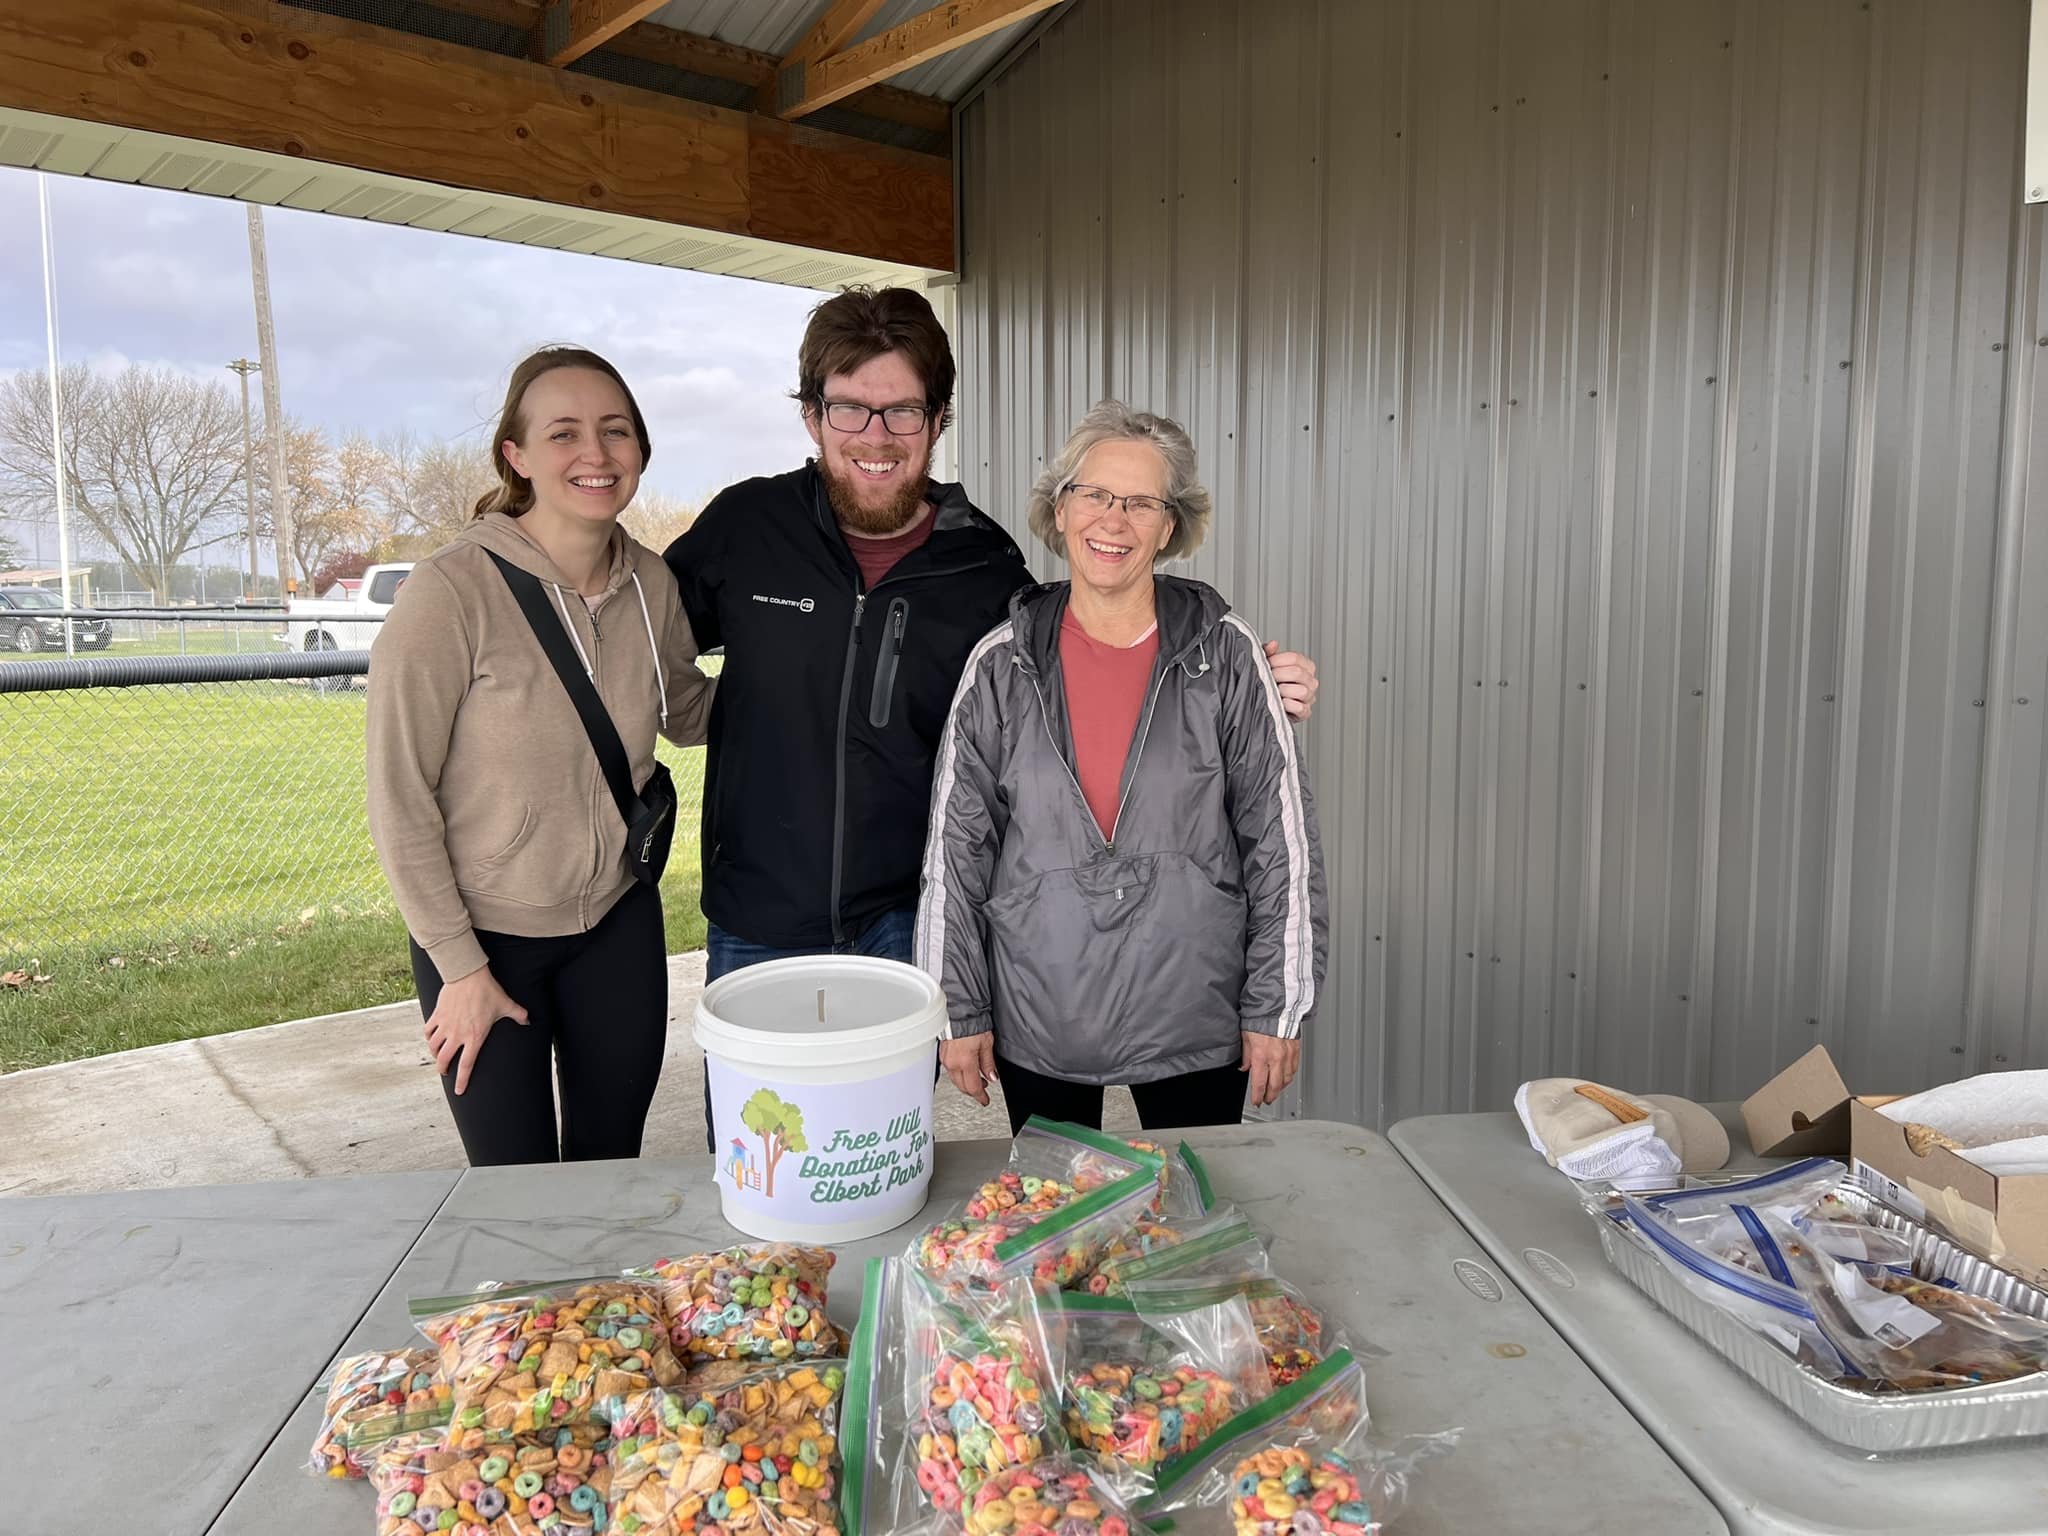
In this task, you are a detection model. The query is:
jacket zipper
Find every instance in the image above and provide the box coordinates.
[1022,651,1172,859]
[829,592,868,943]
[823,553,989,942]
[868,598,909,729]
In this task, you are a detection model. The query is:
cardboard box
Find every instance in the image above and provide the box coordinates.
[1742,1046,2048,1287]
[1740,1043,1854,1158]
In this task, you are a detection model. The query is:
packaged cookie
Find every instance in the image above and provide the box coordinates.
[601,1358,845,1534]
[308,1345,450,1478]
[913,1121,1163,1294]
[412,1277,684,1444]
[632,1245,846,1364]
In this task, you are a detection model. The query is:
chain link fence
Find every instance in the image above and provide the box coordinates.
[0,649,709,979]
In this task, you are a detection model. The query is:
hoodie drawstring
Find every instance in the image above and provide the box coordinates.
[547,574,668,733]
[630,570,669,732]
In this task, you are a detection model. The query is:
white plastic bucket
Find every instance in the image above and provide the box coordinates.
[693,955,943,1243]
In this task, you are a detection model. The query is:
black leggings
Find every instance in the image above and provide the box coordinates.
[993,1054,1248,1136]
[408,882,667,1166]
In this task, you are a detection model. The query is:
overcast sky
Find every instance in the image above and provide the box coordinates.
[0,166,828,563]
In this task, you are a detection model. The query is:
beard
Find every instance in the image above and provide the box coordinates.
[821,454,930,536]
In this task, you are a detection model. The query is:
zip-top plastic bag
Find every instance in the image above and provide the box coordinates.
[1026,1290,1267,1501]
[1632,1158,1913,1273]
[1120,1139,1218,1220]
[600,1358,845,1534]
[950,1453,1163,1535]
[1139,1353,1455,1535]
[627,1244,847,1364]
[840,1257,1066,1531]
[1745,1206,2048,1392]
[411,1276,684,1446]
[1111,1214,1273,1290]
[370,1421,615,1535]
[1122,1273,1347,1392]
[308,1345,450,1478]
[1074,1203,1250,1300]
[913,1120,1164,1294]
[1610,1191,1855,1375]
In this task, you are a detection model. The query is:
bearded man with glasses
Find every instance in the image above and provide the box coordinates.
[666,288,1320,1144]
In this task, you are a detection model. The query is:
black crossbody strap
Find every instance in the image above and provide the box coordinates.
[487,550,638,828]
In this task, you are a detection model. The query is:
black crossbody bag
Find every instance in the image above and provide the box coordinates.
[489,551,677,887]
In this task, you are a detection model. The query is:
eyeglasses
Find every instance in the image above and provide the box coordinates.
[821,401,932,436]
[1062,482,1175,525]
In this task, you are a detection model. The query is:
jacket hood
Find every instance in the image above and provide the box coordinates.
[457,511,631,598]
[1010,574,1232,675]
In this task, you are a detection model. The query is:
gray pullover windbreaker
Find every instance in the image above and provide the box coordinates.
[914,576,1328,1085]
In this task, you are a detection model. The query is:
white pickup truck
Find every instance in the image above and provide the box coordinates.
[283,562,412,653]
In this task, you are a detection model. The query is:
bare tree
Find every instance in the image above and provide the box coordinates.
[0,526,24,573]
[621,492,698,552]
[374,428,495,554]
[0,365,246,600]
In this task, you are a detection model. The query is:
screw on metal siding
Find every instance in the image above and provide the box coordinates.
[1510,398,1519,405]
[1692,688,1703,697]
[1823,693,1836,702]
[1705,376,1716,385]
[1839,360,1851,369]
[1952,1045,1965,1055]
[2022,697,2032,706]
[1806,1017,1819,1027]
[1994,342,2005,352]
[1974,699,1985,707]
[1568,971,1578,979]
[1679,994,1689,1002]
[1578,682,1587,690]
[1996,1054,2009,1064]
[1499,679,1508,687]
[1589,389,1599,397]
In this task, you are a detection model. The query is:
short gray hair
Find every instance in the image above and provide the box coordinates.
[1026,400,1212,563]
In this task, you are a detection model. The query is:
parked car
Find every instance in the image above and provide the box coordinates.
[282,563,412,653]
[0,587,111,654]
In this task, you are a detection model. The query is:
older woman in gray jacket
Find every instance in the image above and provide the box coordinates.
[914,401,1328,1132]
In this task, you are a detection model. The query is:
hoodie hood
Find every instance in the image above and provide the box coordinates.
[458,511,631,600]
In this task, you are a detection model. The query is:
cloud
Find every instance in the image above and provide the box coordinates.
[0,167,834,503]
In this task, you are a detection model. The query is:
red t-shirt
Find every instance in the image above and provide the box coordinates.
[1059,609,1161,840]
[843,506,935,589]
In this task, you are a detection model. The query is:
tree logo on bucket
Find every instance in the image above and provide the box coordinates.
[739,1088,808,1197]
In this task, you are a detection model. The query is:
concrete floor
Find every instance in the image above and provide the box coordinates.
[0,951,1141,1198]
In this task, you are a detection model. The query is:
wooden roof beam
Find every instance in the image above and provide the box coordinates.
[0,0,954,271]
[532,0,669,68]
[417,0,952,141]
[775,0,1063,120]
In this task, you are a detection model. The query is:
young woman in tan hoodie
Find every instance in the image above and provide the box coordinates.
[366,348,713,1165]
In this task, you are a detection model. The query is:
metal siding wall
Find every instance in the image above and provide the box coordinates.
[956,0,2045,1126]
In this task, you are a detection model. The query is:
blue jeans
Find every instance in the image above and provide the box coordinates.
[700,906,918,1150]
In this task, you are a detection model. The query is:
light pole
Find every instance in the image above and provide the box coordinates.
[247,207,293,597]
[228,358,260,597]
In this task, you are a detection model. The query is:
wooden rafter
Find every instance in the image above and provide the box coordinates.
[768,0,891,110]
[0,0,953,270]
[776,0,1062,120]
[532,0,668,68]
[419,0,951,140]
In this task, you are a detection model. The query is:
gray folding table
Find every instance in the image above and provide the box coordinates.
[9,1122,1726,1533]
[1390,1106,2048,1534]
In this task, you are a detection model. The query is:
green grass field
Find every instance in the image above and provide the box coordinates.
[0,679,708,1071]
[0,628,294,662]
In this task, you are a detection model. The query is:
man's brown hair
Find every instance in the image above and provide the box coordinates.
[795,285,955,434]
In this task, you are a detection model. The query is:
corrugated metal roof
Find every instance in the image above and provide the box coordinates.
[646,0,1049,102]
[954,0,2045,1127]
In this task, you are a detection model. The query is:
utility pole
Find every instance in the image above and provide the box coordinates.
[246,207,293,597]
[227,359,261,598]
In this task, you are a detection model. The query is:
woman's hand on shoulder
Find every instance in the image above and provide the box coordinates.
[424,965,529,1094]
[1241,1031,1302,1107]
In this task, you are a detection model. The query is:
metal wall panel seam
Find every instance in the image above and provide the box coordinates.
[1473,0,1515,1116]
[1818,0,1887,1066]
[1688,0,1752,1101]
[1966,198,2039,1067]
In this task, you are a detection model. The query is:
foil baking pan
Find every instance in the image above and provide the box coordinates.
[1593,1182,2048,1454]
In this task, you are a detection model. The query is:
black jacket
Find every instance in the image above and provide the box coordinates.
[665,464,1032,947]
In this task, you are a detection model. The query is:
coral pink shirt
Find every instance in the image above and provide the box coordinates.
[1059,608,1161,840]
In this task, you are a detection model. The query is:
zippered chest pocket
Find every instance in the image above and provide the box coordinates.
[867,596,910,728]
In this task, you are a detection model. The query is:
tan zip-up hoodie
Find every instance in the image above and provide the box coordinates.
[366,513,713,983]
